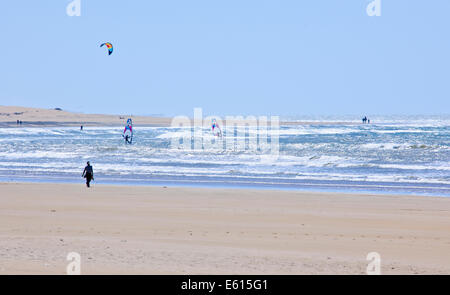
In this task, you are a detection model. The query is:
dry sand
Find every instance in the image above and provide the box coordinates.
[0,105,357,127]
[0,105,171,127]
[0,182,449,275]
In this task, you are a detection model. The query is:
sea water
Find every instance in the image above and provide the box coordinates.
[0,115,448,196]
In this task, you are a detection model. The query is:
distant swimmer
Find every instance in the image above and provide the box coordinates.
[82,161,94,188]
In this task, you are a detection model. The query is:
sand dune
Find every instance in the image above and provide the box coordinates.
[1,183,449,274]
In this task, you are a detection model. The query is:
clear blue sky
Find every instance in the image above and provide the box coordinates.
[1,1,449,117]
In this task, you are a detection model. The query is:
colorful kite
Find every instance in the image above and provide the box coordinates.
[100,42,113,55]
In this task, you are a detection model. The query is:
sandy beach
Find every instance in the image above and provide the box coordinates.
[2,0,449,281]
[1,182,449,275]
[0,106,172,127]
[0,106,357,127]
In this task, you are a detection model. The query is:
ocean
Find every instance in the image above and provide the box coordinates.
[0,115,449,196]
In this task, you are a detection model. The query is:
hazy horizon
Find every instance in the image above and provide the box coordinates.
[3,104,450,121]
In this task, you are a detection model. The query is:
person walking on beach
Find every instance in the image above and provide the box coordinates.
[82,161,94,188]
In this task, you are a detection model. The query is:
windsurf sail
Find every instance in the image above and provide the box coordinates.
[100,42,113,55]
[211,119,222,137]
[123,118,133,144]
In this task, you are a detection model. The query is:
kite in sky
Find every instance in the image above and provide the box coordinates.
[100,42,113,55]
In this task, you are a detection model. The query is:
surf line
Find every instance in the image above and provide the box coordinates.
[181,279,215,293]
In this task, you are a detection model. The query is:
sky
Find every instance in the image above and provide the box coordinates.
[1,1,449,117]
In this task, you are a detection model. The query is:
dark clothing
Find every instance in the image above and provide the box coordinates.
[85,173,93,187]
[82,165,94,187]
[84,165,93,174]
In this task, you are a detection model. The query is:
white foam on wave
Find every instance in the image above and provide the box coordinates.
[237,154,356,168]
[294,172,450,185]
[0,151,79,159]
[156,130,192,139]
[375,163,450,171]
[155,125,363,139]
[370,129,436,134]
[0,122,448,191]
[0,128,66,135]
[361,142,412,150]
